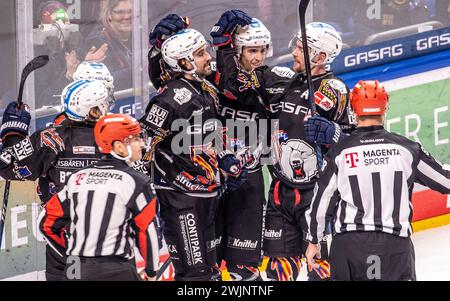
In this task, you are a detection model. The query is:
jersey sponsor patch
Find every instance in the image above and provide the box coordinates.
[314,91,334,111]
[266,87,285,94]
[0,149,13,164]
[13,137,34,160]
[11,162,32,180]
[173,87,192,105]
[146,105,169,128]
[73,146,96,155]
[54,158,99,169]
[326,79,347,94]
[271,66,295,78]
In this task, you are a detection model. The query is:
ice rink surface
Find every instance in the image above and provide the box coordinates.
[293,224,450,281]
[413,224,450,281]
[4,224,450,281]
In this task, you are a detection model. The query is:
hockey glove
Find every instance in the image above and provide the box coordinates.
[210,9,252,47]
[218,150,248,191]
[304,116,342,147]
[149,14,190,49]
[1,101,31,142]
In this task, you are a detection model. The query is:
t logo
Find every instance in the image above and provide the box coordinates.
[75,173,86,185]
[345,152,359,168]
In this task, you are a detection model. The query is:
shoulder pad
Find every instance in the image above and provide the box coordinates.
[271,66,295,79]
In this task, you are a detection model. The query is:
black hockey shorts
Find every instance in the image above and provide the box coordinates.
[221,169,266,267]
[63,256,140,281]
[263,180,313,258]
[157,189,220,281]
[45,245,66,281]
[329,231,416,281]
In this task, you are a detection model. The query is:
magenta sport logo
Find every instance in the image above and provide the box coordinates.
[345,152,359,168]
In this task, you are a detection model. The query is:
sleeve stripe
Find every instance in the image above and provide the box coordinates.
[41,194,66,248]
[418,160,450,189]
[134,197,157,268]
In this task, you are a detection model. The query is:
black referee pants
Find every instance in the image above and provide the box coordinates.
[63,256,141,281]
[329,231,416,281]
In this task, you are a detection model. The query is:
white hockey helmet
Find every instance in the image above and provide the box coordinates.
[161,29,208,74]
[61,79,110,122]
[294,22,342,64]
[234,18,273,58]
[73,62,114,91]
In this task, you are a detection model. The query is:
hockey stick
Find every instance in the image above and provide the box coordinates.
[155,257,172,281]
[0,55,49,249]
[298,0,323,169]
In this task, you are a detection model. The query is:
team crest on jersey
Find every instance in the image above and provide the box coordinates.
[173,87,192,105]
[271,66,295,79]
[40,129,65,154]
[146,105,169,128]
[278,139,318,183]
[237,71,260,92]
[318,79,348,116]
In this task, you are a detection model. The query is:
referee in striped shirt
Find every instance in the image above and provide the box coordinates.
[41,114,160,281]
[305,80,450,281]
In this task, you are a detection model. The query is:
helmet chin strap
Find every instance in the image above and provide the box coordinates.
[183,62,205,82]
[110,145,133,166]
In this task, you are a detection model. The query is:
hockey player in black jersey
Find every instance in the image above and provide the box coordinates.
[37,61,115,205]
[305,80,450,281]
[0,79,111,280]
[40,113,160,281]
[210,11,296,281]
[141,28,248,281]
[213,19,354,280]
[148,11,293,280]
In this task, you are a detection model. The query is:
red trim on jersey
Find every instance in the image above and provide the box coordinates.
[53,113,67,126]
[294,189,301,207]
[274,181,281,207]
[133,197,157,265]
[42,194,66,248]
[215,71,221,86]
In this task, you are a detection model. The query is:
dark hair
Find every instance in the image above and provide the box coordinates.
[357,115,383,122]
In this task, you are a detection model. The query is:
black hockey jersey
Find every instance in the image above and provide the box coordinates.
[140,76,223,195]
[0,121,101,202]
[215,48,295,171]
[267,72,356,189]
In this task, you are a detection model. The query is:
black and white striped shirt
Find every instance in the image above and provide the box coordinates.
[40,157,160,274]
[306,126,450,244]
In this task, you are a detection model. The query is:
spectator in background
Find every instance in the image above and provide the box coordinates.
[83,0,133,92]
[434,0,450,26]
[350,0,431,45]
[33,1,108,108]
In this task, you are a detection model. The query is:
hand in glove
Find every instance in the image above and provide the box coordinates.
[218,150,248,191]
[149,14,190,49]
[1,101,31,141]
[304,116,342,147]
[210,9,252,47]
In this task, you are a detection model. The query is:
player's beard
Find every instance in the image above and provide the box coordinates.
[196,61,212,78]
